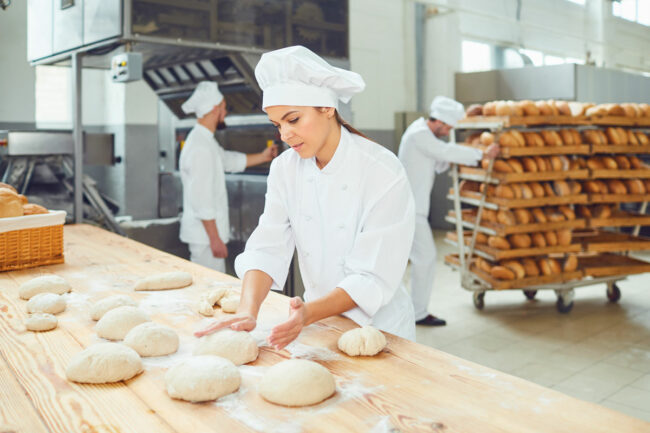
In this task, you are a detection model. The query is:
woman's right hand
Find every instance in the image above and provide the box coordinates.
[193,313,257,337]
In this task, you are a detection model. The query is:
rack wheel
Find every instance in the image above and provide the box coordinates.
[523,290,537,300]
[607,283,621,303]
[556,296,574,314]
[473,291,485,310]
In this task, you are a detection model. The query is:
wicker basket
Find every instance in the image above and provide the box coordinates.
[0,211,66,272]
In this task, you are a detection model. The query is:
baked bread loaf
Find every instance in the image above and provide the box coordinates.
[508,234,532,249]
[607,179,628,195]
[0,189,25,218]
[557,229,572,246]
[23,203,48,215]
[480,131,494,145]
[544,231,559,246]
[625,179,646,195]
[531,232,547,248]
[524,132,545,147]
[563,254,578,272]
[530,182,545,197]
[483,102,497,116]
[521,157,538,172]
[466,104,483,117]
[522,258,540,277]
[614,155,631,169]
[497,210,516,226]
[491,266,515,280]
[514,208,532,224]
[488,236,511,250]
[502,260,526,279]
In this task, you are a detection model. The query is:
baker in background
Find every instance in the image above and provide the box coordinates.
[398,96,499,326]
[179,81,277,273]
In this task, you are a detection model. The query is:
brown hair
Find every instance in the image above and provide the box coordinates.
[334,110,371,140]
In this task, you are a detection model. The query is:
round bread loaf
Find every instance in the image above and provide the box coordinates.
[502,260,526,279]
[626,179,646,195]
[491,266,515,280]
[522,258,540,277]
[480,131,494,145]
[557,229,572,246]
[537,259,552,276]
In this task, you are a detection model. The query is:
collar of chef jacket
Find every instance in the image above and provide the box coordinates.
[308,126,351,176]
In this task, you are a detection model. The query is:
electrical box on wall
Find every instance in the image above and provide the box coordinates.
[111,53,143,83]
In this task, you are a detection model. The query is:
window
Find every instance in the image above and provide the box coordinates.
[461,40,492,72]
[612,0,650,26]
[544,55,565,66]
[519,48,544,66]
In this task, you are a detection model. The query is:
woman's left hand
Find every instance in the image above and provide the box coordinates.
[268,297,308,350]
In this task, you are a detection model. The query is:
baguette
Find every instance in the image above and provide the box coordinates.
[614,155,631,170]
[557,229,572,246]
[537,259,553,276]
[508,234,532,249]
[625,179,646,195]
[563,254,578,272]
[497,209,517,226]
[522,258,540,277]
[521,157,538,172]
[532,208,548,223]
[502,260,526,279]
[491,266,515,280]
[544,231,559,246]
[531,232,547,248]
[488,236,512,250]
[514,208,533,224]
[530,182,546,197]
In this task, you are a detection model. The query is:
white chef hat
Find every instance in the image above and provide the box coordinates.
[255,45,365,111]
[181,81,224,118]
[429,96,464,127]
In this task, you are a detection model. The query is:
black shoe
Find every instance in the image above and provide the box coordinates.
[415,314,447,326]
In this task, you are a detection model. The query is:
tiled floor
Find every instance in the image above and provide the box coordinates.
[413,230,650,422]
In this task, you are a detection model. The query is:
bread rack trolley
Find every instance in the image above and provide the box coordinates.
[442,116,650,313]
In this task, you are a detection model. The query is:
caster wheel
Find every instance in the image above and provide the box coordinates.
[473,291,485,310]
[607,283,621,303]
[524,290,537,300]
[556,297,574,314]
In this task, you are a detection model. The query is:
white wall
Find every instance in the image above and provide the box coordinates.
[349,0,417,130]
[421,0,650,98]
[0,0,35,124]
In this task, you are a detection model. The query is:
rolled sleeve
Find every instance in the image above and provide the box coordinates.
[337,173,415,318]
[234,159,295,291]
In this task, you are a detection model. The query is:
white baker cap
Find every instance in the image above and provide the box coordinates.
[429,96,464,127]
[255,45,365,111]
[181,81,224,118]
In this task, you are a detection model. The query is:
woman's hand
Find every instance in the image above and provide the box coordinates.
[194,313,257,337]
[267,297,307,350]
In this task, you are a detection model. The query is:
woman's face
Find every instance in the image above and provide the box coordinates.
[266,106,335,159]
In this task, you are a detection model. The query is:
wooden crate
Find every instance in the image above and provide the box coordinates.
[573,230,650,253]
[459,167,589,183]
[446,232,581,260]
[579,254,650,277]
[447,210,587,235]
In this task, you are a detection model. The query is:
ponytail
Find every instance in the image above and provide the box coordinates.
[334,111,372,141]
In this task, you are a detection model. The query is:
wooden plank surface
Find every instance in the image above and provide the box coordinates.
[574,230,650,253]
[591,145,650,154]
[590,169,650,179]
[459,167,589,183]
[589,193,650,203]
[588,212,650,228]
[1,224,649,433]
[580,254,650,277]
[445,232,581,260]
[452,190,588,208]
[459,115,590,127]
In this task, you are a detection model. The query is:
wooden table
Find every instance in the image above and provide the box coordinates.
[1,224,648,433]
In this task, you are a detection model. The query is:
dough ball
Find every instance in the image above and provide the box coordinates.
[66,343,143,383]
[26,293,66,315]
[197,299,215,317]
[90,295,137,321]
[337,326,387,356]
[259,359,335,407]
[134,271,192,291]
[165,355,240,402]
[95,306,150,341]
[219,295,239,313]
[124,322,179,357]
[193,329,258,366]
[25,313,58,332]
[19,275,71,300]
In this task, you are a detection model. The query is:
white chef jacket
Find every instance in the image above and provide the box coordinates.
[235,127,416,339]
[398,117,482,216]
[179,124,247,245]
